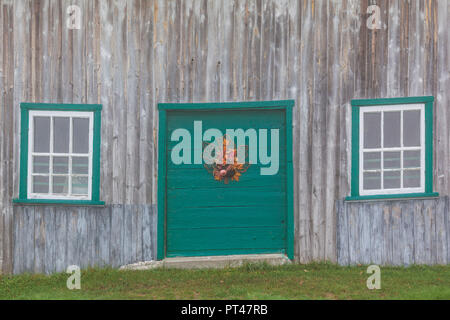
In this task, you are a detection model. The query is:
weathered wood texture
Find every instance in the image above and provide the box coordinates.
[11,204,157,274]
[337,197,449,266]
[1,0,449,272]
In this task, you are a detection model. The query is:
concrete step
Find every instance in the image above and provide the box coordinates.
[120,254,291,271]
[163,254,291,269]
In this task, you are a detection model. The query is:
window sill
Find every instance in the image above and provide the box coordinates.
[345,192,439,202]
[12,198,105,206]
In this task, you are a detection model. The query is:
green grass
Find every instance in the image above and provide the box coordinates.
[0,263,449,300]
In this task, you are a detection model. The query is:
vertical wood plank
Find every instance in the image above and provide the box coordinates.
[33,206,45,273]
[382,203,393,265]
[72,0,86,103]
[44,206,56,274]
[423,199,436,264]
[142,204,152,261]
[125,0,141,204]
[324,0,342,262]
[287,0,301,262]
[413,200,426,264]
[111,0,127,204]
[138,0,154,204]
[435,196,448,264]
[66,208,79,267]
[402,201,415,266]
[110,204,124,267]
[336,200,349,265]
[370,201,384,265]
[387,0,402,98]
[77,207,88,269]
[13,0,32,200]
[24,206,35,273]
[135,204,143,261]
[391,203,403,266]
[61,0,73,103]
[0,209,3,273]
[96,205,110,267]
[123,204,133,264]
[297,0,313,263]
[13,206,23,274]
[310,0,327,262]
[85,206,96,267]
[49,0,62,102]
[360,203,371,264]
[99,0,114,204]
[348,204,359,265]
[85,0,100,105]
[3,206,14,274]
[446,196,450,263]
[54,207,67,273]
[131,204,138,262]
[408,0,424,96]
[151,204,158,260]
[436,0,449,197]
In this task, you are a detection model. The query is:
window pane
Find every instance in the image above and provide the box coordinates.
[33,116,50,152]
[404,150,421,168]
[73,118,90,153]
[72,157,89,174]
[363,172,381,190]
[384,171,401,189]
[33,156,49,173]
[383,151,401,169]
[53,156,69,174]
[404,170,421,188]
[363,152,381,170]
[72,176,88,195]
[53,117,70,153]
[403,110,421,147]
[363,112,381,149]
[33,176,49,194]
[53,176,68,194]
[383,111,401,147]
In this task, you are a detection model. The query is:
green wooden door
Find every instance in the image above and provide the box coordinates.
[162,105,292,258]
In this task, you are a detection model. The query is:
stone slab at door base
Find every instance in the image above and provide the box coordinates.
[120,254,291,270]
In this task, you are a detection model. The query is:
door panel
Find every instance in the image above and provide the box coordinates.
[165,109,287,257]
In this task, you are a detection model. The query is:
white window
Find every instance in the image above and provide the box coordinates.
[359,104,425,195]
[28,110,94,200]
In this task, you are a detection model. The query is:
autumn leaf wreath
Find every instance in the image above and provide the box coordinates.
[203,135,250,184]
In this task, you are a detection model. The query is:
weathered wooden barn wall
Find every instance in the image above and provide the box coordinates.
[1,0,449,273]
[337,197,449,266]
[12,204,157,274]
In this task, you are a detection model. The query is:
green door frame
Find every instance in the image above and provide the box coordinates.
[157,100,295,260]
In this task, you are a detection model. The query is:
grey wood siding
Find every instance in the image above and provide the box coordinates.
[1,0,449,273]
[337,197,449,266]
[12,204,157,274]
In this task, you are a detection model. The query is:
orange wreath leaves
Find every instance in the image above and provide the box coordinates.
[203,136,250,184]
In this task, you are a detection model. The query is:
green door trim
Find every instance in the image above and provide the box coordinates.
[157,100,295,260]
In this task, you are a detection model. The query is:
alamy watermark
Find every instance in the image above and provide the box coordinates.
[67,5,81,30]
[170,121,280,176]
[66,265,81,290]
[367,5,382,30]
[65,3,382,31]
[366,265,381,290]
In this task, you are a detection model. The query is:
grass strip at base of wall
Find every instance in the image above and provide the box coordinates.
[0,263,449,300]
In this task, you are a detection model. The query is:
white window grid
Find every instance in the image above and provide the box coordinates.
[27,110,94,200]
[359,104,425,196]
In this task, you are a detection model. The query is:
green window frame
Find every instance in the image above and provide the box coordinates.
[13,103,104,206]
[346,96,439,201]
